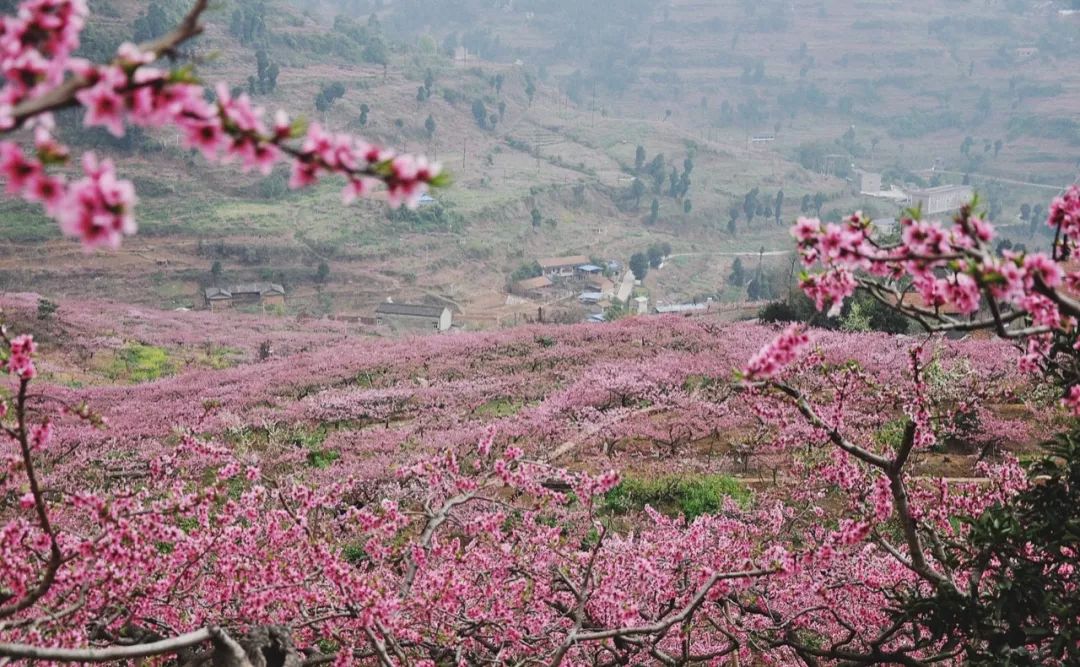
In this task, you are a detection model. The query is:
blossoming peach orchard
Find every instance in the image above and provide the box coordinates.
[0,1,1077,665]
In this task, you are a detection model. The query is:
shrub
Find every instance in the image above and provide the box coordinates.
[603,475,748,520]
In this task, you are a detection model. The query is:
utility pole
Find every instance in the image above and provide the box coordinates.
[462,139,467,171]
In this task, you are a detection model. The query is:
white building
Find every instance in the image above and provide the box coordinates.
[909,185,974,216]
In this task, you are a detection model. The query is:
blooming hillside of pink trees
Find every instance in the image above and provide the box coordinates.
[2,0,1080,665]
[0,294,1064,665]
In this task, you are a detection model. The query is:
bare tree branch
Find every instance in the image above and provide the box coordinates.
[0,627,213,662]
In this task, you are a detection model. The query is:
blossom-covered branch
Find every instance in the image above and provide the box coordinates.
[0,0,444,251]
[791,187,1080,412]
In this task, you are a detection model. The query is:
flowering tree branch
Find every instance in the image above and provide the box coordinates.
[0,0,443,251]
[8,0,209,128]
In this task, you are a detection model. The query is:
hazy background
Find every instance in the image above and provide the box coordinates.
[2,0,1078,327]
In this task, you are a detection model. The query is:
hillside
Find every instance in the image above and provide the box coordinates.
[0,0,1077,328]
[10,292,1052,488]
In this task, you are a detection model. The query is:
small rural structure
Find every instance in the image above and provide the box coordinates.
[909,185,974,216]
[537,255,590,280]
[514,275,554,299]
[856,170,882,194]
[375,302,453,333]
[586,275,616,298]
[1014,46,1039,59]
[654,302,710,315]
[203,283,285,311]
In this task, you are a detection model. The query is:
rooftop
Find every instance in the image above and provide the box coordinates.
[910,184,974,196]
[537,255,590,269]
[375,303,448,318]
[655,303,708,314]
[204,283,285,299]
[515,276,553,290]
[577,264,604,272]
[204,287,232,300]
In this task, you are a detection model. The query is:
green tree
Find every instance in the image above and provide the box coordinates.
[630,178,645,208]
[774,189,784,226]
[424,114,436,139]
[531,208,542,229]
[524,74,536,106]
[36,298,58,321]
[961,135,975,157]
[358,103,370,127]
[729,258,746,286]
[471,99,488,129]
[211,261,223,283]
[510,261,542,282]
[315,261,330,285]
[649,198,660,225]
[647,244,664,268]
[742,188,759,225]
[315,82,346,112]
[629,252,649,281]
[683,199,692,214]
[897,429,1080,665]
[634,145,646,172]
[1029,204,1045,237]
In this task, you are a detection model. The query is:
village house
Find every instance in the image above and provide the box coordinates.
[513,275,554,300]
[537,255,590,280]
[855,170,882,194]
[909,184,974,216]
[203,283,286,311]
[576,264,604,279]
[585,275,616,298]
[375,302,453,333]
[654,302,710,315]
[1015,46,1039,59]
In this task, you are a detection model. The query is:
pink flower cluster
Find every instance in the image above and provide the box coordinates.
[742,325,811,381]
[0,0,87,126]
[0,1,442,251]
[791,187,1080,412]
[4,333,35,379]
